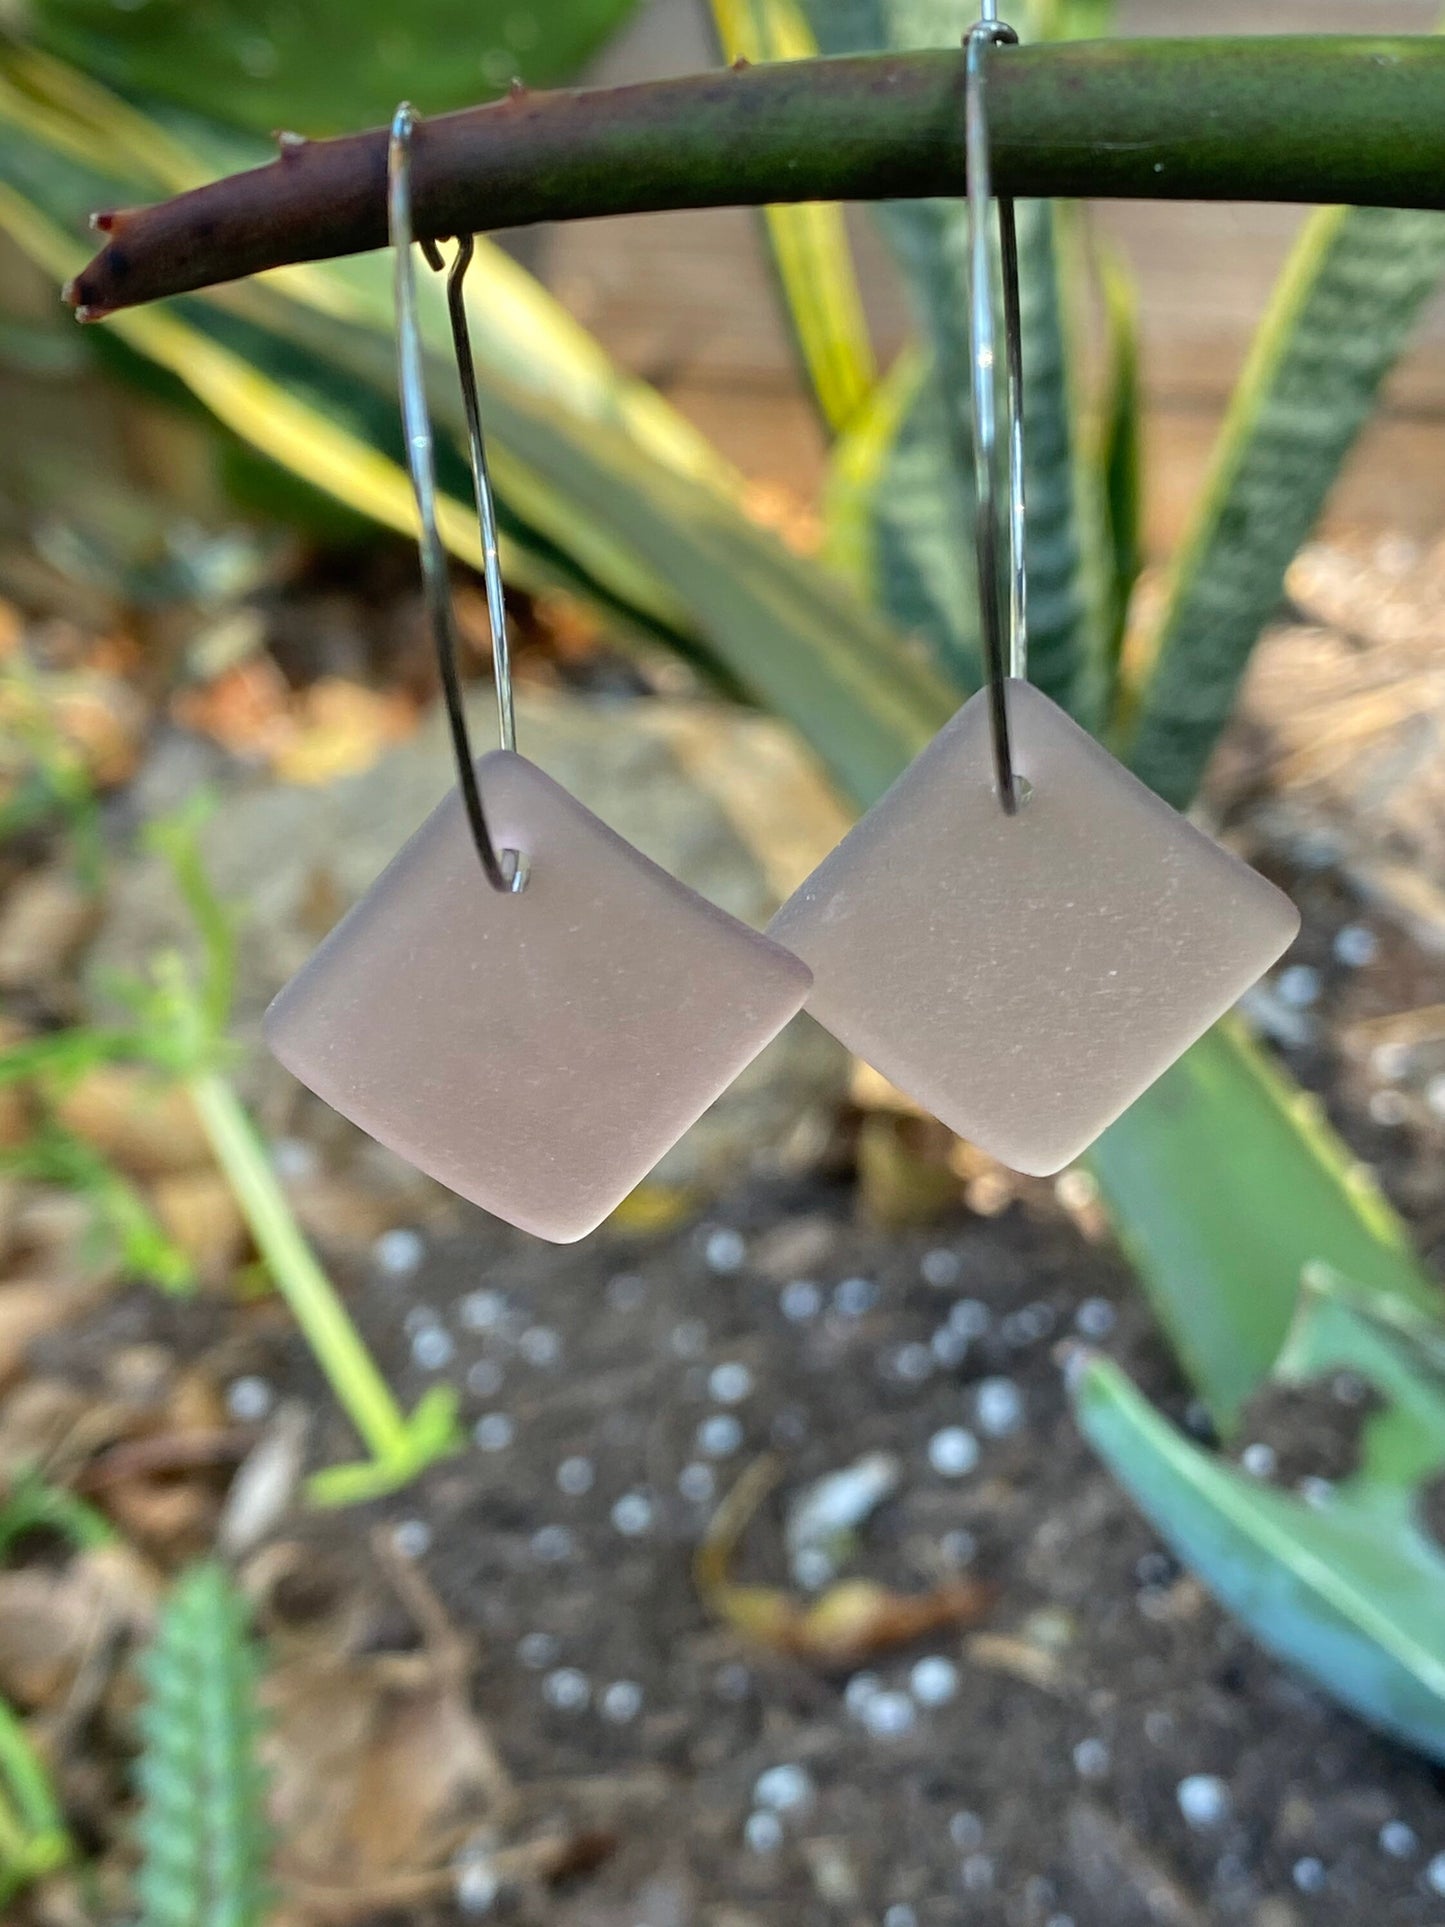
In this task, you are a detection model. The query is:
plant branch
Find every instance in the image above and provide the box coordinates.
[70,37,1445,317]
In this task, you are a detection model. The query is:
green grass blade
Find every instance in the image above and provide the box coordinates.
[0,1113,195,1295]
[1125,202,1445,802]
[144,801,235,1041]
[189,1068,454,1472]
[0,1697,71,1901]
[708,0,878,435]
[1085,1019,1441,1431]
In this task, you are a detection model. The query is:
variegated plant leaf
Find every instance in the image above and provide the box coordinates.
[1125,202,1445,804]
[707,0,877,434]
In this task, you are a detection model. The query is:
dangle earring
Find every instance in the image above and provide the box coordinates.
[264,104,811,1244]
[768,12,1298,1177]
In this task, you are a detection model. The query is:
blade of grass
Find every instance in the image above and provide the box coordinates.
[133,821,462,1506]
[186,1068,460,1502]
[0,1700,71,1901]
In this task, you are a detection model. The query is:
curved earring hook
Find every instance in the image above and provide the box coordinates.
[438,231,517,761]
[388,102,524,892]
[964,11,1028,814]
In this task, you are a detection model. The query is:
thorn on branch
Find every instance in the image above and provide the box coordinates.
[275,129,309,158]
[66,293,110,323]
[508,76,527,99]
[731,55,751,72]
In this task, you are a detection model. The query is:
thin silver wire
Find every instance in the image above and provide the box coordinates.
[388,102,524,892]
[438,232,517,759]
[964,16,1028,813]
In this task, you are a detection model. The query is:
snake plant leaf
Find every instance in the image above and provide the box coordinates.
[824,341,928,595]
[826,346,978,679]
[707,0,878,436]
[215,277,953,801]
[807,0,1098,707]
[1085,1019,1441,1433]
[1013,194,1092,710]
[0,176,569,606]
[0,43,736,503]
[1074,138,1444,1427]
[1125,202,1445,805]
[24,0,640,138]
[1072,1274,1445,1763]
[1093,239,1143,701]
[0,52,955,807]
[0,55,686,630]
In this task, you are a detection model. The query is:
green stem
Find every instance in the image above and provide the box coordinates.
[0,1781,29,1875]
[70,38,1445,317]
[186,1070,411,1464]
[0,1701,70,1893]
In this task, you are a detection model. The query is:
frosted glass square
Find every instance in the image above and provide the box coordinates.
[768,681,1299,1175]
[264,751,812,1243]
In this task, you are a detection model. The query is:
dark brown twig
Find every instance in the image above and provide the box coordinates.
[68,38,1445,319]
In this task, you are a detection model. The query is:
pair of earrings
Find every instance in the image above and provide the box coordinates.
[265,21,1298,1245]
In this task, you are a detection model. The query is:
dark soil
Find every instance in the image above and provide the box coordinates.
[79,1164,1441,1927]
[25,796,1444,1927]
[1233,1380,1383,1489]
[12,569,1445,1926]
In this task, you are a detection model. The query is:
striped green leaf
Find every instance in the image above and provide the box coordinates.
[827,345,978,678]
[809,0,1100,706]
[1093,240,1142,702]
[1125,202,1445,803]
[707,0,878,435]
[0,48,954,809]
[823,340,928,594]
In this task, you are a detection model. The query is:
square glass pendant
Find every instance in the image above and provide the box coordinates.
[264,751,812,1243]
[768,680,1299,1176]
